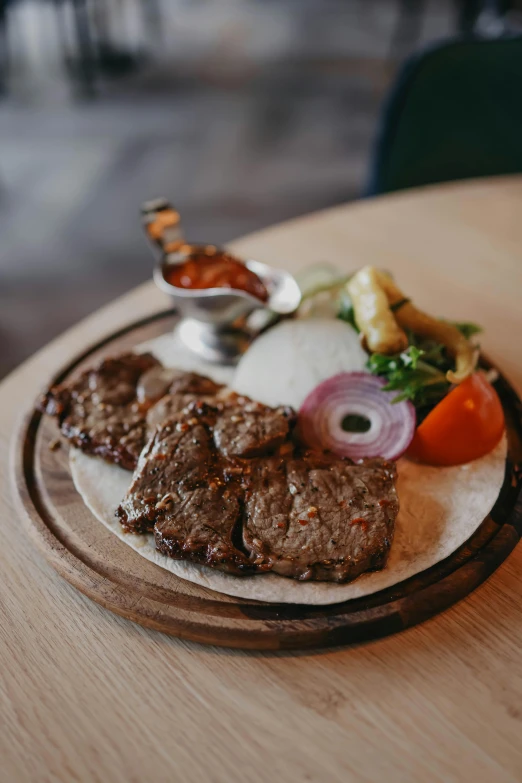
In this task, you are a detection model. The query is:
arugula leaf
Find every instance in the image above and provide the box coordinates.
[367,346,450,416]
[453,321,482,339]
[335,286,482,419]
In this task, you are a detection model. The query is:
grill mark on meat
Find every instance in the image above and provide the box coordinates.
[229,490,250,560]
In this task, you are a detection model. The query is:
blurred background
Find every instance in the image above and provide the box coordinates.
[1,0,521,377]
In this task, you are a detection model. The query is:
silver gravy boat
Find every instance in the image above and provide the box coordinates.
[142,198,301,363]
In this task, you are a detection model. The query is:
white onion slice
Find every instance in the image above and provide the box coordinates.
[298,372,416,461]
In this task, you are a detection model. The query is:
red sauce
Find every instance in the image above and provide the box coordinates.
[165,252,269,302]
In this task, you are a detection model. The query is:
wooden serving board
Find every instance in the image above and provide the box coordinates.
[13,311,522,650]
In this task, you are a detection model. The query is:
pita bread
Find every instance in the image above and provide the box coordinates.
[70,438,506,606]
[69,330,507,605]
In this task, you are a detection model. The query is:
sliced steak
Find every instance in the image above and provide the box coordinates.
[146,371,223,434]
[154,486,249,574]
[117,403,216,533]
[168,371,223,398]
[243,453,398,582]
[117,403,254,574]
[147,383,293,458]
[118,383,398,582]
[39,352,161,470]
[43,352,401,583]
[212,393,295,458]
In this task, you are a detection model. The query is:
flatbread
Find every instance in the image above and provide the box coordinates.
[70,437,506,606]
[68,328,507,605]
[136,332,235,386]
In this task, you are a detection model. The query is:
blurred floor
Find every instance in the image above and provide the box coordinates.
[0,0,455,378]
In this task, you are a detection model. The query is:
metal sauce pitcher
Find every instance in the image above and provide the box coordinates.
[142,198,301,364]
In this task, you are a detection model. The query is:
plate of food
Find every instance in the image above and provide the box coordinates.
[13,202,522,649]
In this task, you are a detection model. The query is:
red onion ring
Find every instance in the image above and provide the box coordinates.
[298,372,416,461]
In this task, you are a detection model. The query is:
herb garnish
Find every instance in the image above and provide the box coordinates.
[338,290,481,419]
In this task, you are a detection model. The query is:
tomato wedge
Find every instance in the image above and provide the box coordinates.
[407,373,505,466]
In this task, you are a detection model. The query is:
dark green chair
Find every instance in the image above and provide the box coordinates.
[367,35,522,195]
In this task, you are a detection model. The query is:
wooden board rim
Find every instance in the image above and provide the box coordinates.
[11,310,522,650]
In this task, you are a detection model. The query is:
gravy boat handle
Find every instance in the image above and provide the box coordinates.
[142,198,185,256]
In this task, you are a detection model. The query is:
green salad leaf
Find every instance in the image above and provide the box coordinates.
[452,321,483,339]
[366,325,481,420]
[367,346,450,414]
[336,284,481,420]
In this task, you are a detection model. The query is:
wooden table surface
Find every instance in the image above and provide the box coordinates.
[2,177,522,783]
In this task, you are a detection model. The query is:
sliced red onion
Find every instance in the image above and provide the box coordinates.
[298,372,416,461]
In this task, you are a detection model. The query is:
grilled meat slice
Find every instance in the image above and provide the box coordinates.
[39,352,161,470]
[41,351,401,584]
[146,371,223,435]
[117,403,254,574]
[153,486,250,574]
[212,393,295,458]
[117,403,217,533]
[243,453,398,582]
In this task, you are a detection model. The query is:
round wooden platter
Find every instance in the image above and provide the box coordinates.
[12,310,522,650]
